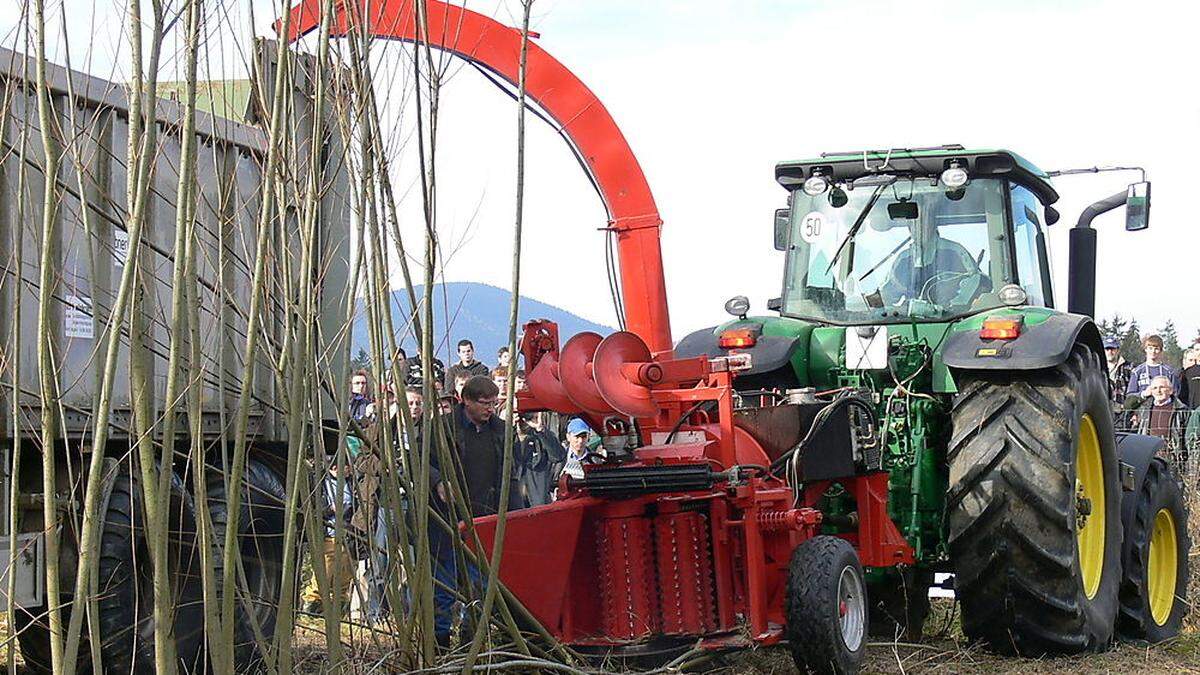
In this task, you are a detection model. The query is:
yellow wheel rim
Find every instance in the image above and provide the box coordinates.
[1076,414,1105,600]
[1148,507,1179,626]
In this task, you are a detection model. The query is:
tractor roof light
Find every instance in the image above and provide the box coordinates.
[803,172,830,196]
[940,162,970,189]
[719,326,760,349]
[980,315,1024,340]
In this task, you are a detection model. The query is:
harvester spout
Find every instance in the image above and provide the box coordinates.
[279,0,674,352]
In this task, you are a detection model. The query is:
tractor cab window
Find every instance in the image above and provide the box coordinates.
[1009,183,1050,307]
[781,176,1016,324]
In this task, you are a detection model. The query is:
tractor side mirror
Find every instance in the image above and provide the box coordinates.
[774,208,789,250]
[1125,181,1151,231]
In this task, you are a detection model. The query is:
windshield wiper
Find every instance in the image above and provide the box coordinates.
[824,176,898,276]
[858,234,910,282]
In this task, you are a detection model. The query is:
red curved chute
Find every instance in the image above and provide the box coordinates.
[279,0,673,353]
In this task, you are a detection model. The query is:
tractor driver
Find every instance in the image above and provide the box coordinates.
[879,214,982,307]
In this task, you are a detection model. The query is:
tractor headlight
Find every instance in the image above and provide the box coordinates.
[940,165,969,189]
[724,295,751,319]
[998,284,1028,306]
[803,174,830,196]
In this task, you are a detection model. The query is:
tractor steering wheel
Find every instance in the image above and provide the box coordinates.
[916,270,985,308]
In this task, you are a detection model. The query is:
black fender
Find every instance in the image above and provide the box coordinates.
[1114,432,1166,565]
[942,312,1105,372]
[675,323,802,388]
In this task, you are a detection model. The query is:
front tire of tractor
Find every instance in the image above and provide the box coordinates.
[1117,457,1190,642]
[785,536,867,675]
[948,346,1122,655]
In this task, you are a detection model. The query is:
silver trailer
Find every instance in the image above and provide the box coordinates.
[0,41,351,671]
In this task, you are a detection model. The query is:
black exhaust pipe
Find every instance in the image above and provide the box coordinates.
[1067,228,1097,318]
[1068,191,1126,317]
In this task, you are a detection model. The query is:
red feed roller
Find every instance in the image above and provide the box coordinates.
[559,332,614,415]
[526,352,581,414]
[593,331,658,419]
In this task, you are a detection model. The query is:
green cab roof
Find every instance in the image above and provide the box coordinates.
[775,145,1058,205]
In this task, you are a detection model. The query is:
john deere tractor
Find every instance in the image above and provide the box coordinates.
[676,146,1189,656]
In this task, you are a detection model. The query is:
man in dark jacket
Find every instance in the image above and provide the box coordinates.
[429,375,519,646]
[515,412,566,507]
[1104,337,1132,408]
[1180,346,1200,409]
[447,376,520,516]
[443,339,490,395]
[402,347,447,390]
[1133,375,1190,460]
[349,370,375,423]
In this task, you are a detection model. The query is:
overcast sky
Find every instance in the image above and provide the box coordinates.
[4,0,1197,343]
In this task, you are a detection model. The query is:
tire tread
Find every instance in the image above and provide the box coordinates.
[948,347,1122,655]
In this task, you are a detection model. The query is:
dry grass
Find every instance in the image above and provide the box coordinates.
[284,602,1200,674]
[718,634,1200,674]
[712,600,1200,675]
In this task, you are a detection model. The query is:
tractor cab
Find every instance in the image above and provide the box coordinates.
[773,147,1061,325]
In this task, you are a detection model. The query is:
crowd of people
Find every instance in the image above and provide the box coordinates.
[1106,333,1200,467]
[302,339,596,645]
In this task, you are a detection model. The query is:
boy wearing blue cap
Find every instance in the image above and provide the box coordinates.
[560,418,593,481]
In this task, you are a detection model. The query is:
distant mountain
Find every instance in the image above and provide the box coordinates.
[351,282,614,369]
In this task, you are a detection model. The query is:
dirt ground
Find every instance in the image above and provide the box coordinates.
[285,602,1200,674]
[3,604,1189,673]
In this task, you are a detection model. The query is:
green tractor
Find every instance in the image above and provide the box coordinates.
[676,146,1189,654]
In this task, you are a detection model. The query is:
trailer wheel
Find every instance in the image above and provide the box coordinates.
[948,346,1122,655]
[208,457,288,670]
[785,535,867,675]
[12,456,101,674]
[868,567,931,642]
[96,463,207,673]
[1117,457,1190,642]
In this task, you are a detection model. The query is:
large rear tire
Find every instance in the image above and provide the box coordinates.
[785,536,867,675]
[207,457,288,671]
[948,346,1122,655]
[1117,457,1190,642]
[95,464,207,673]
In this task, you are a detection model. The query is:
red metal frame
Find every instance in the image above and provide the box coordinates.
[280,0,673,354]
[802,474,916,568]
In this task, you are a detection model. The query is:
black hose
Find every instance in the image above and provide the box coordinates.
[664,400,715,444]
